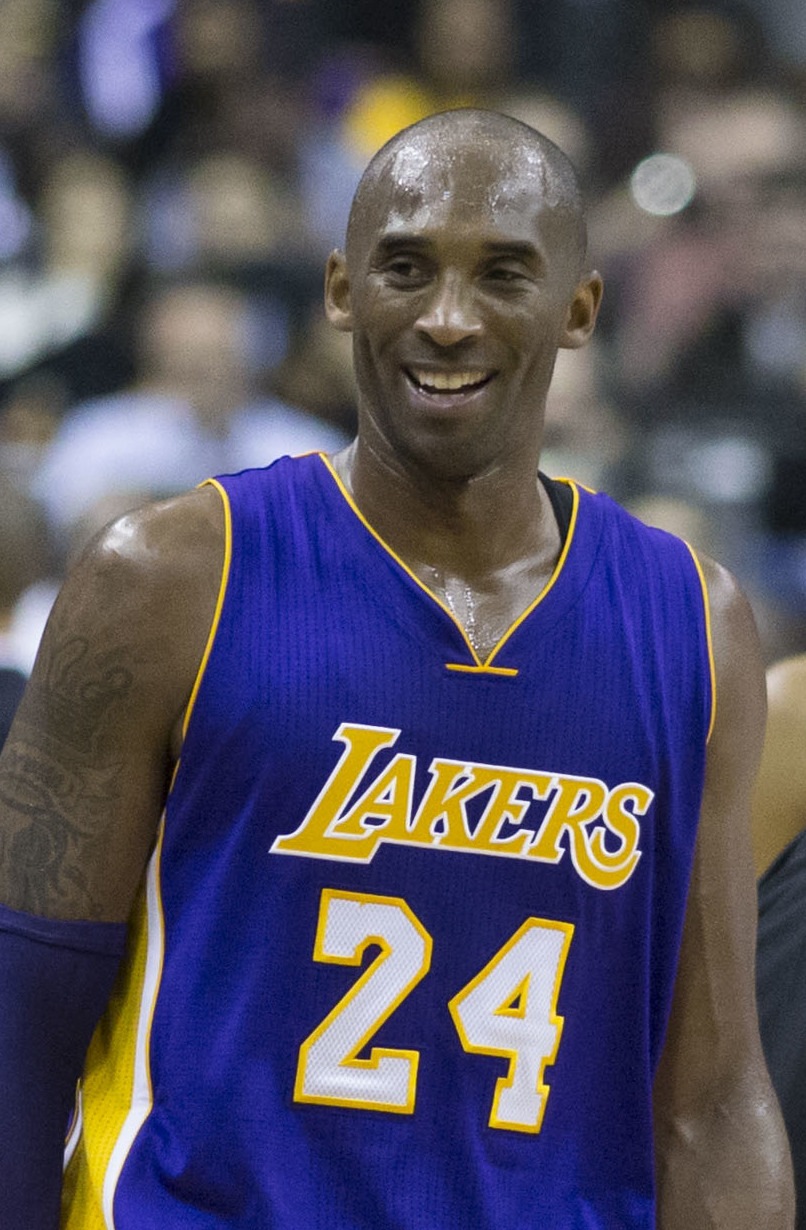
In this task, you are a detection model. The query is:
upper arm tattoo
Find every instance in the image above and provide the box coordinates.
[41,635,134,751]
[0,625,144,920]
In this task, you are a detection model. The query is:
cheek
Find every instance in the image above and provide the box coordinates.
[361,282,384,314]
[353,293,413,357]
[515,305,570,356]
[351,332,394,394]
[504,314,552,361]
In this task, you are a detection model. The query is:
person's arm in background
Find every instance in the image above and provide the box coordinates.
[653,557,795,1228]
[0,485,224,1229]
[752,654,806,878]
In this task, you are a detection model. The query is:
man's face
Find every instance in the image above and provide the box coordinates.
[327,134,599,481]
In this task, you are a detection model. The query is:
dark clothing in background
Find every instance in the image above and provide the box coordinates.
[0,668,26,751]
[757,827,806,1230]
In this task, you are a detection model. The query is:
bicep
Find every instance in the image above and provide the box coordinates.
[0,578,172,922]
[0,490,224,923]
[654,559,767,1113]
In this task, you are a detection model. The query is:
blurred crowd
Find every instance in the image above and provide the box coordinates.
[2,0,806,740]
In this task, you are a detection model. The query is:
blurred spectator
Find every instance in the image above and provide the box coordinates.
[590,0,806,406]
[0,372,66,494]
[743,0,806,86]
[591,79,806,406]
[76,0,176,143]
[159,0,317,167]
[651,1,768,104]
[0,0,62,140]
[0,0,800,661]
[300,0,522,254]
[0,146,138,410]
[511,0,655,189]
[32,277,347,557]
[143,149,305,277]
[540,340,629,494]
[344,0,519,157]
[274,308,357,436]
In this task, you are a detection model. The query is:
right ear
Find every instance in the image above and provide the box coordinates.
[324,250,353,332]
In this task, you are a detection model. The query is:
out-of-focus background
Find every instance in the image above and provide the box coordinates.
[1,0,806,739]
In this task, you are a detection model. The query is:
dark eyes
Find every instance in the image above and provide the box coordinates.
[378,260,531,288]
[382,259,427,284]
[482,266,529,284]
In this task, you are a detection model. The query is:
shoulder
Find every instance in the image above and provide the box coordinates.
[692,550,750,615]
[32,485,227,742]
[0,486,228,918]
[693,551,758,650]
[74,483,225,612]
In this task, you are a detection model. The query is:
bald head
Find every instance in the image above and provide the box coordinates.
[345,108,587,273]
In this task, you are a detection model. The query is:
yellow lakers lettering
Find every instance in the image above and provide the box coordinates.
[270,723,651,890]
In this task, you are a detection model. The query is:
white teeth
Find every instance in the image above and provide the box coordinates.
[411,369,488,392]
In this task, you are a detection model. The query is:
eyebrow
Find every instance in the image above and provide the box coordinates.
[373,233,544,263]
[479,239,543,263]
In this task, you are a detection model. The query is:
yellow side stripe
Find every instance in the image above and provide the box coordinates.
[684,542,717,745]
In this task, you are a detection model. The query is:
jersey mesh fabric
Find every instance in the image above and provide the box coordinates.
[63,452,713,1230]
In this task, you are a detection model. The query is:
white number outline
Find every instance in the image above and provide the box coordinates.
[296,890,574,1132]
[448,917,574,1133]
[294,888,433,1113]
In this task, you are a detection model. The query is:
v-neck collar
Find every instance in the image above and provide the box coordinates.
[317,452,582,675]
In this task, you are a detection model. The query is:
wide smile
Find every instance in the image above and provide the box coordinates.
[404,367,495,402]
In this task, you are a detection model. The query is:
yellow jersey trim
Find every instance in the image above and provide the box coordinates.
[318,455,579,672]
[684,542,717,745]
[182,479,233,738]
[445,663,519,677]
[486,482,579,665]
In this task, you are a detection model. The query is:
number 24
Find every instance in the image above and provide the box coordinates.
[295,889,574,1134]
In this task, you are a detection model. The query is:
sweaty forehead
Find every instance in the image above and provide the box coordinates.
[357,135,558,249]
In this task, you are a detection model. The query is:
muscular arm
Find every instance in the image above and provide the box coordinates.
[0,484,225,921]
[0,485,224,1225]
[653,557,795,1228]
[752,654,806,878]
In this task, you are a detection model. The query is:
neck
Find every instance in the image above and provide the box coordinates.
[328,437,564,662]
[330,436,555,582]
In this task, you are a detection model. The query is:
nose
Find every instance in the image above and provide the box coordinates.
[414,271,483,347]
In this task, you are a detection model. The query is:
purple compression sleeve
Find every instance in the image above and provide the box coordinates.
[0,902,126,1230]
